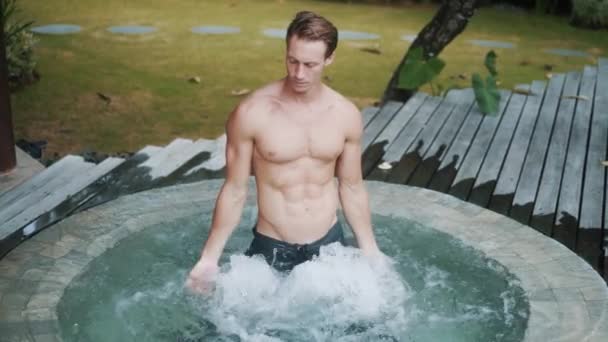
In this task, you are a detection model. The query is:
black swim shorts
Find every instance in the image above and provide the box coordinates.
[244,221,345,272]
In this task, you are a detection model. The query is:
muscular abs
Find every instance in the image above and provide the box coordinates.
[252,102,346,244]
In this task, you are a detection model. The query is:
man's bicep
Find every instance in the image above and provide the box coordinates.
[337,103,364,182]
[224,108,254,187]
[336,138,363,183]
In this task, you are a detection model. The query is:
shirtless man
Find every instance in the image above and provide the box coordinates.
[186,11,380,292]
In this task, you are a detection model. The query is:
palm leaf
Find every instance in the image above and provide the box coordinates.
[472,73,500,115]
[484,50,498,77]
[397,47,445,90]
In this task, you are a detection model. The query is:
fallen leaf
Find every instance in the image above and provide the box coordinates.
[512,88,535,96]
[601,160,608,167]
[230,88,251,96]
[96,92,111,104]
[189,76,201,84]
[545,73,553,79]
[360,47,381,55]
[589,47,602,55]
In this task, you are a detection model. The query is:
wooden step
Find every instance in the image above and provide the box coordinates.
[0,156,125,257]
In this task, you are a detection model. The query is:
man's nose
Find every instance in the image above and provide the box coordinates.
[295,64,305,79]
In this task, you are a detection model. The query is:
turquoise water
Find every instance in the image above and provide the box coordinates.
[57,209,528,341]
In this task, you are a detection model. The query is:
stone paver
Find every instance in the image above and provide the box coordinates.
[0,179,606,341]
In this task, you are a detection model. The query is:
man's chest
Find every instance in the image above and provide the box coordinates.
[254,114,345,163]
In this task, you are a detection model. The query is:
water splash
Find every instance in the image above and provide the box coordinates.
[197,244,412,341]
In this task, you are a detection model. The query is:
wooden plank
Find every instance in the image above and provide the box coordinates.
[529,71,582,236]
[156,137,226,186]
[76,145,165,211]
[361,93,427,177]
[362,106,380,128]
[386,98,455,184]
[0,158,94,226]
[488,81,547,215]
[408,89,476,188]
[0,155,82,210]
[578,58,608,269]
[448,90,511,200]
[0,146,44,197]
[361,101,405,153]
[184,135,226,173]
[469,91,527,207]
[552,66,596,250]
[366,96,441,182]
[427,99,486,193]
[1,158,124,242]
[510,73,566,225]
[602,57,608,278]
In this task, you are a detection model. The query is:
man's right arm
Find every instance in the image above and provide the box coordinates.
[186,102,255,291]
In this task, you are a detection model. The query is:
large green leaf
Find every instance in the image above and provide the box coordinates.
[472,73,501,115]
[484,50,498,77]
[397,47,445,90]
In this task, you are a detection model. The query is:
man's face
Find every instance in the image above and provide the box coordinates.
[285,35,334,93]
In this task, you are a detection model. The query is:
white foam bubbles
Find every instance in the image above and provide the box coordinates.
[198,243,412,341]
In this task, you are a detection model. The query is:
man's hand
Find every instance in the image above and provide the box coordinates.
[185,259,219,294]
[362,247,394,268]
[361,247,382,258]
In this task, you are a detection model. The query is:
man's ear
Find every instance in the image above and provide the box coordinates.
[324,52,335,66]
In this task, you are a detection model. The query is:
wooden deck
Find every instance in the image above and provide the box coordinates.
[362,58,608,280]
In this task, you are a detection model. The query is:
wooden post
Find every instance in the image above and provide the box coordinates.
[0,12,17,173]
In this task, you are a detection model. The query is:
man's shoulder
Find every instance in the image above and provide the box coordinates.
[324,86,360,120]
[236,81,282,114]
[322,86,362,137]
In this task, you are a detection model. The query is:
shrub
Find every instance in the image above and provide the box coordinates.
[571,0,608,29]
[1,0,38,89]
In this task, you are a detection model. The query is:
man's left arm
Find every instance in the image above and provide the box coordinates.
[336,104,380,256]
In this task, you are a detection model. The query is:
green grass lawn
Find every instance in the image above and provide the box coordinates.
[10,0,608,158]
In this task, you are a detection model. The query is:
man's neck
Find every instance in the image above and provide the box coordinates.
[281,79,324,104]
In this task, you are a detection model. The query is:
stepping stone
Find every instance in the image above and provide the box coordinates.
[262,29,380,41]
[468,40,515,49]
[339,31,380,40]
[191,26,240,35]
[30,24,81,35]
[401,34,417,42]
[262,28,286,38]
[544,48,590,58]
[107,25,157,35]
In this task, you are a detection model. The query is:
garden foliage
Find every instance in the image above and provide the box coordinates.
[571,0,608,28]
[1,0,38,89]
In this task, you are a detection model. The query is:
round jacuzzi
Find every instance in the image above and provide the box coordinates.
[0,179,606,341]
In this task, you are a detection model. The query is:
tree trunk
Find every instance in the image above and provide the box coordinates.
[0,5,17,173]
[382,0,479,104]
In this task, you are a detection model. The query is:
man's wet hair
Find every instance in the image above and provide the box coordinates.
[286,11,338,59]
